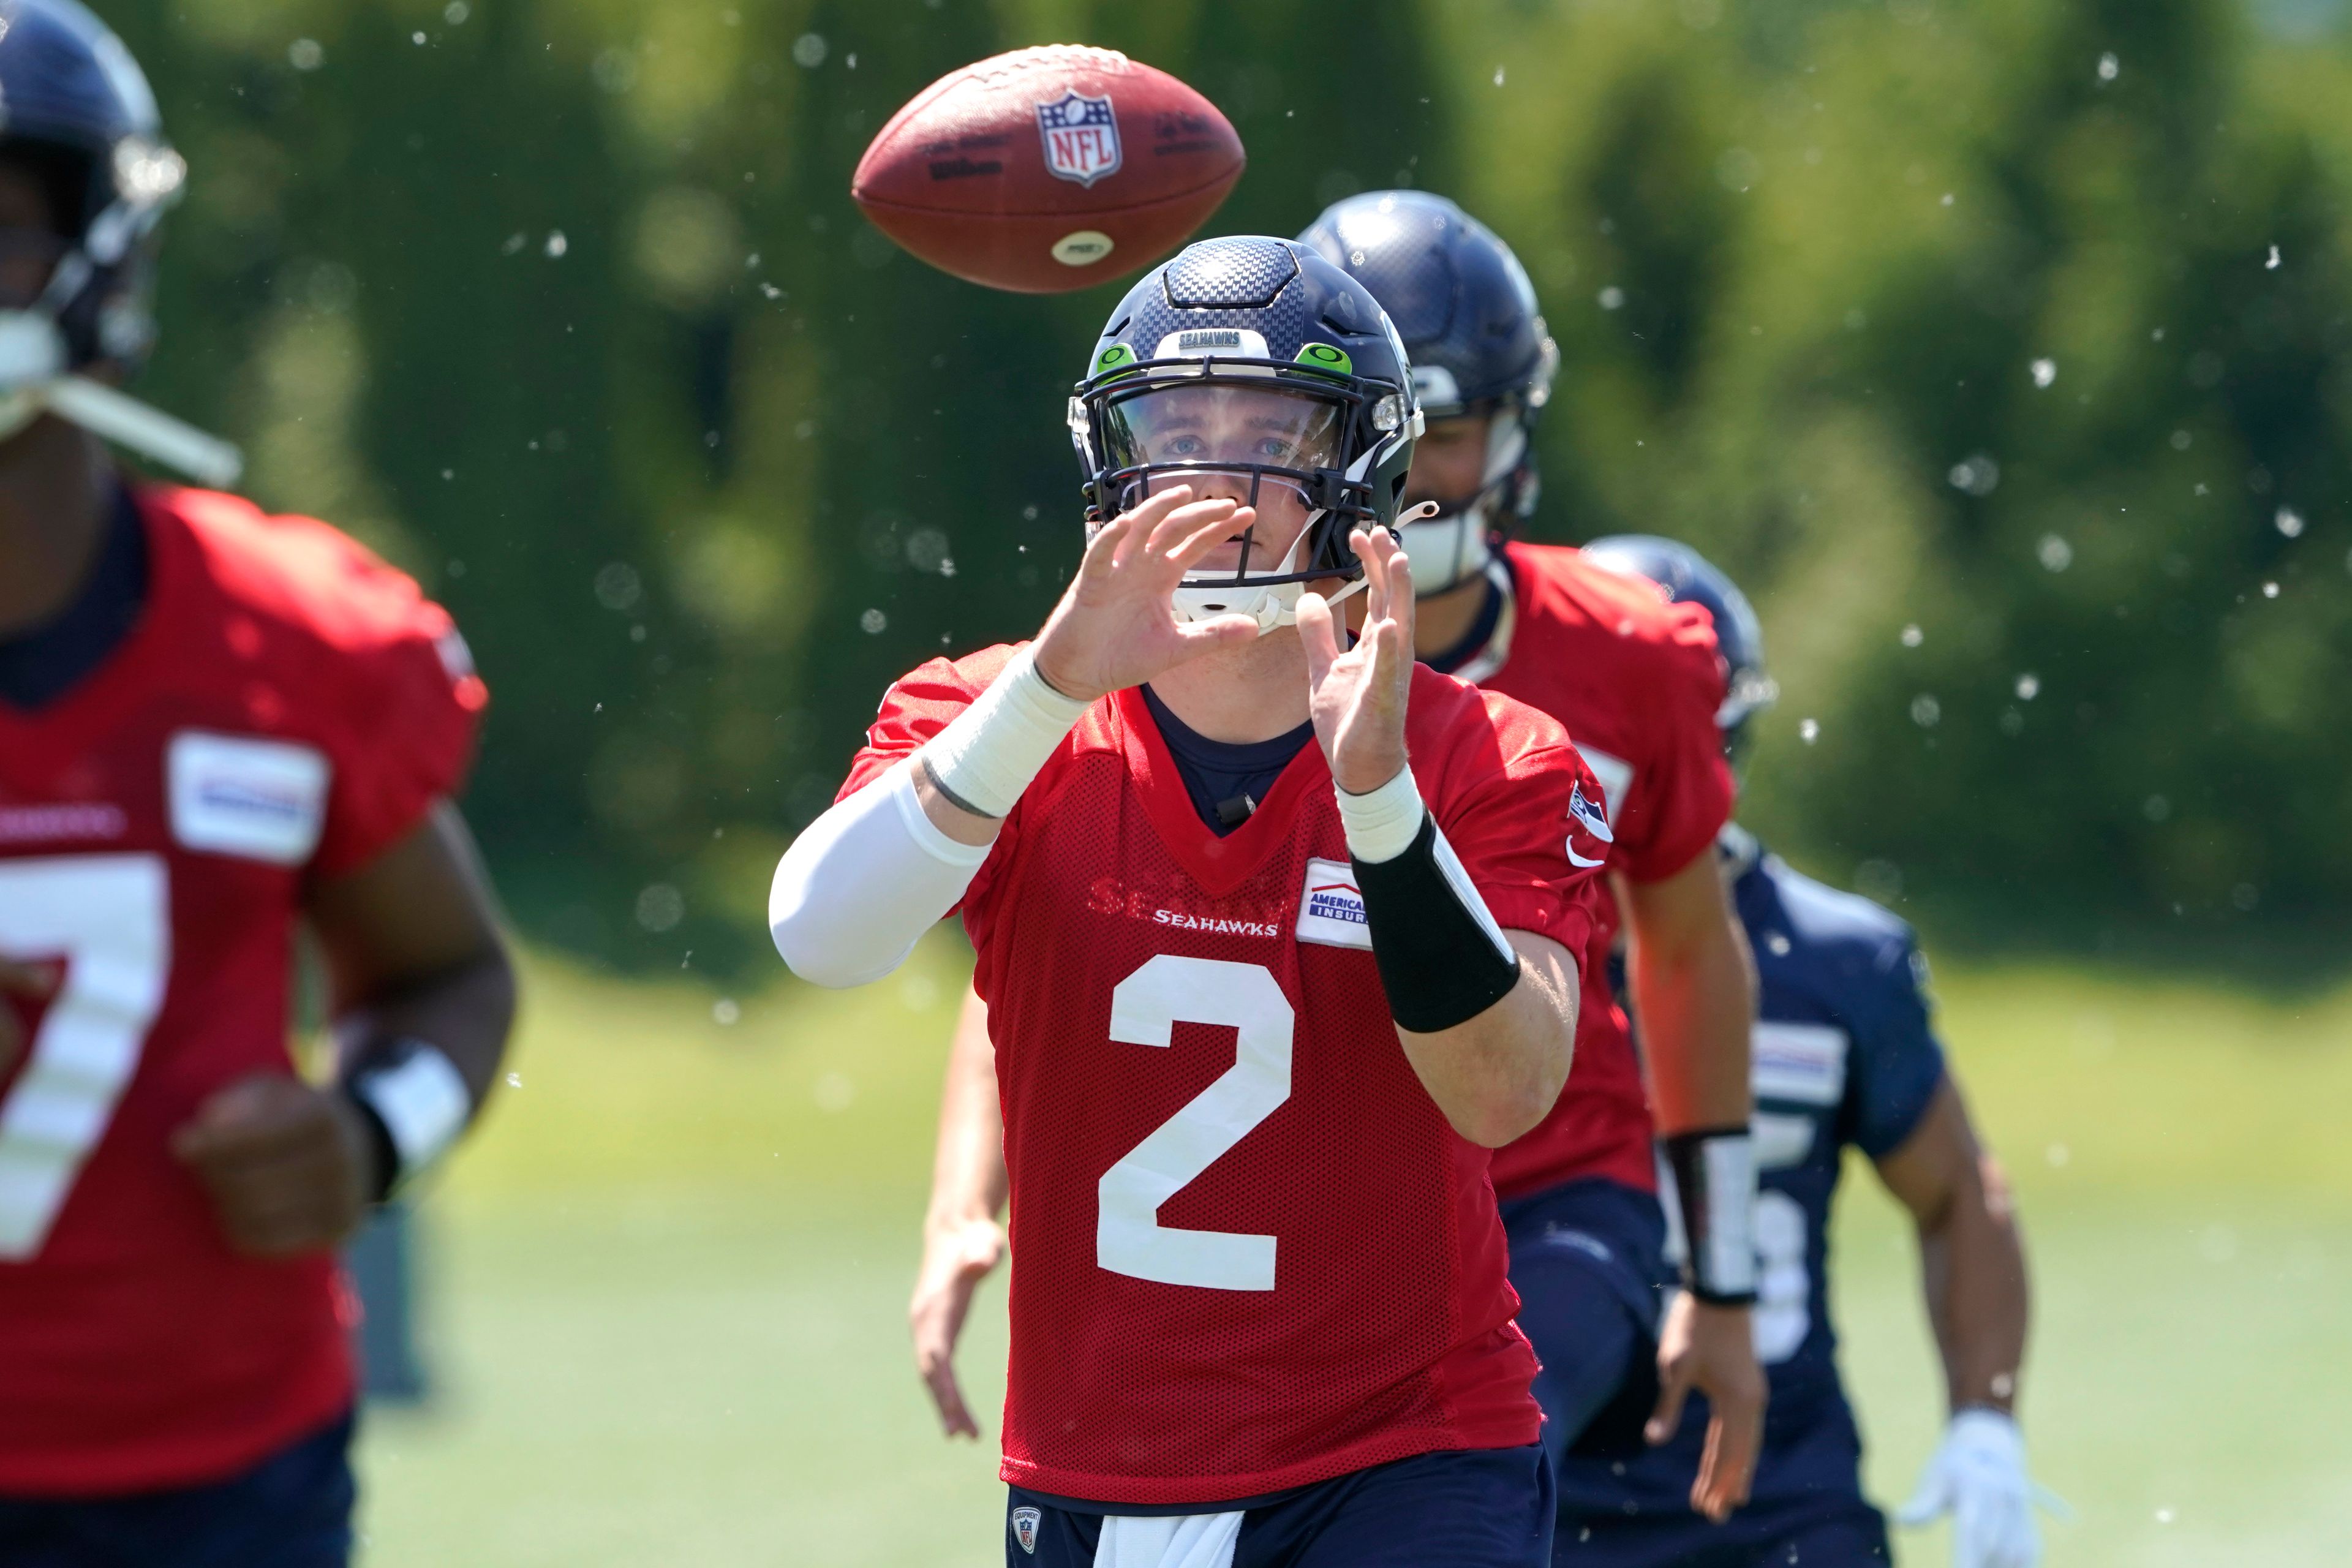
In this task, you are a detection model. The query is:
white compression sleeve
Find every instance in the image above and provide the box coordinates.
[921,645,1090,818]
[769,762,992,987]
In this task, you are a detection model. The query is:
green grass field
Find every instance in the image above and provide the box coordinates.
[353,935,2352,1566]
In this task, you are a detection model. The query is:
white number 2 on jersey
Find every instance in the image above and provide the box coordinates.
[1097,955,1294,1292]
[0,856,172,1259]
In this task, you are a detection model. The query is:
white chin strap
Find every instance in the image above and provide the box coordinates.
[0,312,243,488]
[1396,508,1493,593]
[1401,409,1529,596]
[1170,514,1371,635]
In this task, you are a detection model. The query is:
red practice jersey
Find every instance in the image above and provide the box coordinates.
[0,487,486,1496]
[1474,542,1736,1199]
[846,650,1610,1506]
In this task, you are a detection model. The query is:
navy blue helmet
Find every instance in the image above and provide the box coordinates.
[0,0,182,374]
[1299,191,1557,591]
[1071,235,1422,633]
[1583,535,1777,763]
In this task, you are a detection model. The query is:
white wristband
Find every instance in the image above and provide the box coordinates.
[352,1044,473,1193]
[1333,763,1425,864]
[919,645,1090,818]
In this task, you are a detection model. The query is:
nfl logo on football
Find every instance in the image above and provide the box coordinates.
[1036,90,1121,186]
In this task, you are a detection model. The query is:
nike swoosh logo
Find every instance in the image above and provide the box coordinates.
[1567,846,1608,869]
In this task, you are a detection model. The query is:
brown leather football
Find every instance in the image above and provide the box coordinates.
[851,46,1246,295]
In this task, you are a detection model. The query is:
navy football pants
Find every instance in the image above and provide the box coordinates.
[0,1413,354,1568]
[1500,1178,1672,1476]
[1007,1444,1553,1567]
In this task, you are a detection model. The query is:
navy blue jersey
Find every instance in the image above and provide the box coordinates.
[1713,827,1948,1400]
[1557,829,1946,1531]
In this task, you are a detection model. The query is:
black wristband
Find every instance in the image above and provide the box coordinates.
[341,1090,401,1206]
[1352,812,1523,1034]
[1663,1127,1759,1305]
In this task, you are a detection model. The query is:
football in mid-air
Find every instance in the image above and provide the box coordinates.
[852,45,1246,294]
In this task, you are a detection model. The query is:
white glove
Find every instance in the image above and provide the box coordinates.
[1897,1408,2062,1568]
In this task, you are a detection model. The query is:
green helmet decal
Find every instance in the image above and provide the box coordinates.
[1293,341,1352,378]
[1093,342,1139,379]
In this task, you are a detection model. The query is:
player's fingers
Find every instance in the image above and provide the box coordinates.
[1145,496,1237,560]
[172,1104,329,1170]
[1385,537,1414,637]
[1163,503,1253,578]
[210,1177,353,1254]
[924,1355,980,1439]
[1690,1409,1744,1523]
[1077,514,1131,582]
[1645,1354,1692,1447]
[1703,1400,1761,1515]
[911,1295,981,1439]
[1085,494,1161,579]
[1296,591,1340,687]
[1352,529,1392,625]
[197,1148,355,1235]
[1111,486,1193,566]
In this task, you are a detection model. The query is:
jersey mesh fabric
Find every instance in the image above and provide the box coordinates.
[0,487,484,1496]
[1478,542,1736,1199]
[845,650,1608,1505]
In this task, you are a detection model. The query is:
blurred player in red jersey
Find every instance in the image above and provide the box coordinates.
[774,236,1610,1566]
[906,198,1771,1544]
[0,6,515,1563]
[1302,191,1771,1525]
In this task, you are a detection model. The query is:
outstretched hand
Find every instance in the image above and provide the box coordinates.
[1648,1292,1766,1523]
[1030,486,1264,704]
[910,1213,1009,1439]
[1297,527,1414,796]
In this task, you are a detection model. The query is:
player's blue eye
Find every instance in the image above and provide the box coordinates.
[1164,434,1205,459]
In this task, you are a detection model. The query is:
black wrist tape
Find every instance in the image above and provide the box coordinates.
[1664,1126,1760,1305]
[342,1090,401,1206]
[1352,812,1523,1034]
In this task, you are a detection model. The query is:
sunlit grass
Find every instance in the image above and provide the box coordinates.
[356,937,2352,1567]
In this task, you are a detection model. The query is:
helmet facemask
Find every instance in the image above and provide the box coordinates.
[1074,351,1419,634]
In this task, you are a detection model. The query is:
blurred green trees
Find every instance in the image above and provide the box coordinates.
[104,0,2352,971]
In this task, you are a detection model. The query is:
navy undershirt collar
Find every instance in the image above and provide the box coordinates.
[1422,571,1506,676]
[1140,683,1313,837]
[0,486,149,710]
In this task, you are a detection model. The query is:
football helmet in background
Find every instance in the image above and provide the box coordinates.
[1583,533,1777,764]
[1071,235,1423,633]
[1298,190,1556,592]
[0,0,238,484]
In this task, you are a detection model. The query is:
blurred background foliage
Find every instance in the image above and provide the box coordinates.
[100,0,2352,977]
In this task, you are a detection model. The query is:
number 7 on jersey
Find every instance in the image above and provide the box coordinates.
[0,856,171,1259]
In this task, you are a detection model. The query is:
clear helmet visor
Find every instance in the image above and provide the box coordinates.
[1099,381,1346,578]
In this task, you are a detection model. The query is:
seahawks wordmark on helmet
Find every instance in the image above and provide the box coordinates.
[1070,235,1423,634]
